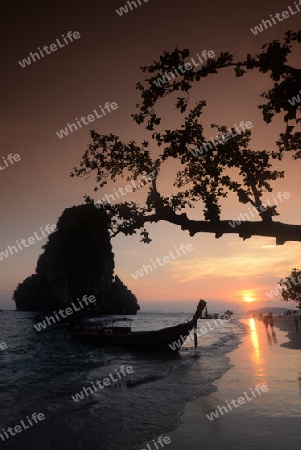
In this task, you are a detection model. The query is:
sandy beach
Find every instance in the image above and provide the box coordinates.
[138,317,301,450]
[273,315,301,349]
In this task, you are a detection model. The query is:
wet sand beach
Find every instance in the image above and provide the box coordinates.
[138,317,301,450]
[273,315,301,349]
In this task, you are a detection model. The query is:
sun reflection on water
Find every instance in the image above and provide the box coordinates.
[249,318,265,377]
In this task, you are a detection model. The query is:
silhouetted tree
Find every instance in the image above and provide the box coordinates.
[279,268,301,308]
[72,30,301,245]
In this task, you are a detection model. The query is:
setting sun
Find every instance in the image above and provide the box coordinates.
[239,290,256,303]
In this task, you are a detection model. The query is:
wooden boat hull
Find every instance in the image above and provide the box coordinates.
[70,299,207,351]
[71,321,194,351]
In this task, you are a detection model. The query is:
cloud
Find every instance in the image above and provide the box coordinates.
[168,238,300,284]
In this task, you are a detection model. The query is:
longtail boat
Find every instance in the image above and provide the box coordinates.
[70,299,207,351]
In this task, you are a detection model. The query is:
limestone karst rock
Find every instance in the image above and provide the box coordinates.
[13,204,140,314]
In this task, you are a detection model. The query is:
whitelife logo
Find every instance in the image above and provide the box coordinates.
[0,342,7,351]
[266,272,301,299]
[94,172,155,208]
[169,314,231,351]
[0,413,45,443]
[55,102,118,139]
[0,153,21,172]
[0,224,57,262]
[152,50,215,87]
[71,366,134,402]
[33,295,97,332]
[139,436,171,450]
[116,0,150,16]
[250,2,301,35]
[131,243,193,280]
[18,31,81,68]
[288,90,301,106]
[190,121,253,157]
[228,191,290,228]
[206,384,268,421]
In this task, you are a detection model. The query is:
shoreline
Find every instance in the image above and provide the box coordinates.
[136,319,246,450]
[271,316,301,349]
[138,318,301,450]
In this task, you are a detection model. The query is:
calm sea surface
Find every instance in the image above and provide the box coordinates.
[0,311,247,450]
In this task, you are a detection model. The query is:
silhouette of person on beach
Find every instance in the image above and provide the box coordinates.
[263,316,268,329]
[268,317,274,329]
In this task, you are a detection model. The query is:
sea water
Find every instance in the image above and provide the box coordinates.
[0,311,246,450]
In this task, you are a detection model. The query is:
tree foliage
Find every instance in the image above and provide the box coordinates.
[279,268,301,308]
[71,30,301,245]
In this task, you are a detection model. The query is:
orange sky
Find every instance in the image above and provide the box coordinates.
[1,0,300,312]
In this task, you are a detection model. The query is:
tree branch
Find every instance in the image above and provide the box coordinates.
[132,210,301,244]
